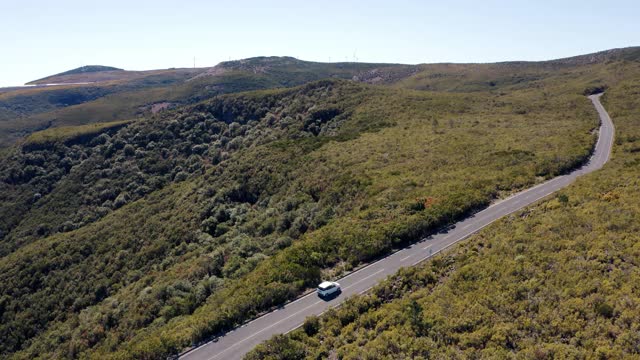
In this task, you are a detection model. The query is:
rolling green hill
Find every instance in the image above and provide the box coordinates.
[4,48,637,149]
[0,68,203,147]
[0,58,389,148]
[248,60,640,360]
[0,48,638,359]
[25,65,196,85]
[29,65,123,83]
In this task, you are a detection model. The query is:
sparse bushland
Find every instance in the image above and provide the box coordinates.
[5,79,598,359]
[0,50,637,359]
[247,72,640,360]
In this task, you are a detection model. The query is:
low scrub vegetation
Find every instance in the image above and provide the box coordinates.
[247,71,640,360]
[23,120,132,148]
[0,50,637,359]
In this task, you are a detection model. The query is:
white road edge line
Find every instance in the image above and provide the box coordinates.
[205,300,323,360]
[400,254,413,262]
[342,268,385,291]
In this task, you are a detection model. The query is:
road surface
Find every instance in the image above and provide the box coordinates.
[181,94,614,360]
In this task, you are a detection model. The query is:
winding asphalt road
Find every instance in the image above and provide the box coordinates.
[181,94,614,360]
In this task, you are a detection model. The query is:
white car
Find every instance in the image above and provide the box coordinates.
[317,281,341,298]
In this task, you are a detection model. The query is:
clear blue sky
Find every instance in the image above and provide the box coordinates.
[1,0,638,86]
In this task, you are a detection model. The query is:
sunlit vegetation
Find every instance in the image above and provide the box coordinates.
[0,71,195,147]
[4,49,636,148]
[23,120,132,148]
[0,49,638,359]
[27,65,123,84]
[0,57,384,148]
[247,68,640,360]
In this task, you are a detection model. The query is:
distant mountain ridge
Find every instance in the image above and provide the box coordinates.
[547,46,640,65]
[4,46,637,149]
[56,65,123,76]
[27,47,640,86]
[25,66,198,85]
[28,65,123,84]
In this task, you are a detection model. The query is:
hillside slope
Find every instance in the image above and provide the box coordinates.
[3,84,597,360]
[0,67,204,147]
[3,48,637,149]
[28,65,122,83]
[0,48,638,359]
[1,58,387,148]
[25,65,181,85]
[248,67,640,360]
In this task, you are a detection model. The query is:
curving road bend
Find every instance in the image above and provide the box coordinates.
[181,94,614,360]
